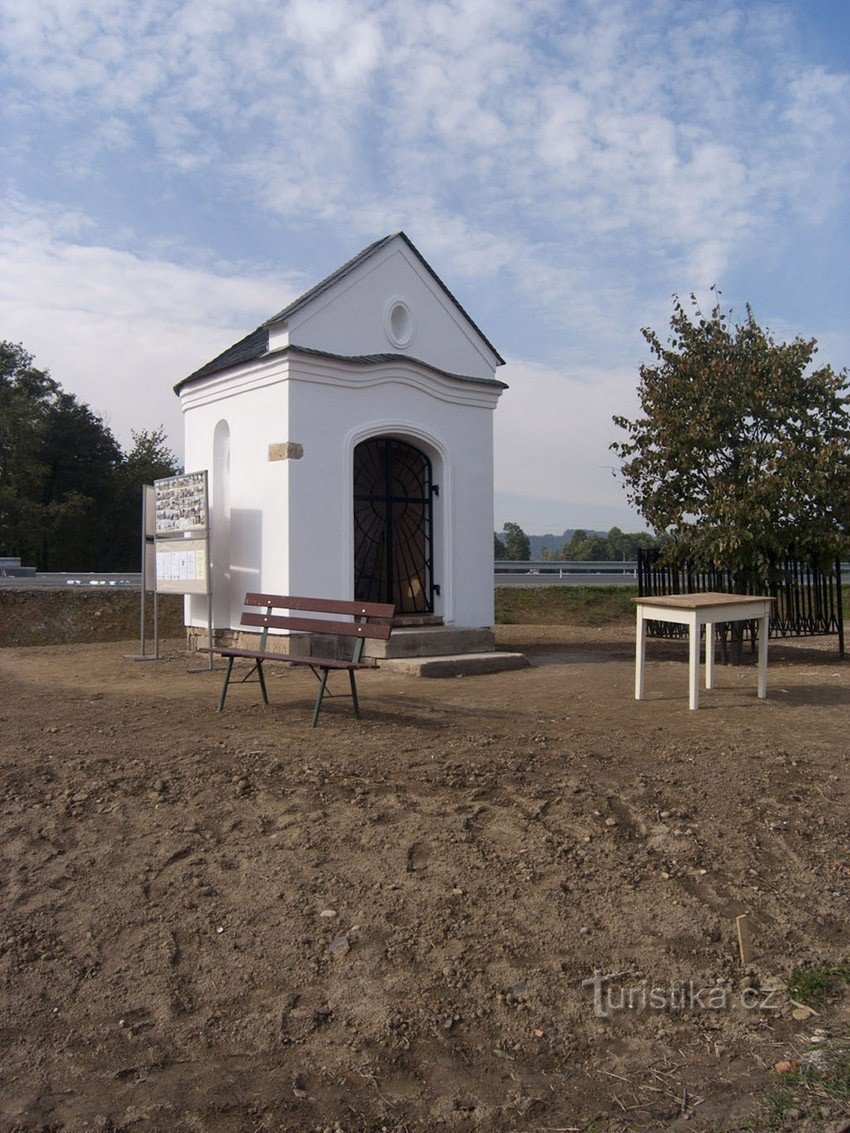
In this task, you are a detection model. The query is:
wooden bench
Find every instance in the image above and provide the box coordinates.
[200,593,394,726]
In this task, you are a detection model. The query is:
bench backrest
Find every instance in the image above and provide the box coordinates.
[241,593,394,661]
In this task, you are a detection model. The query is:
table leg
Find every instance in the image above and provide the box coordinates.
[758,610,769,699]
[635,609,646,700]
[705,621,715,690]
[689,614,700,710]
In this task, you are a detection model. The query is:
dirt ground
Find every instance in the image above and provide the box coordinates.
[1,625,849,1133]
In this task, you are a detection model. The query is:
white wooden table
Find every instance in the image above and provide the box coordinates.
[634,593,775,710]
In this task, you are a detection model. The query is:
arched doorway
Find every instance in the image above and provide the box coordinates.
[353,437,434,614]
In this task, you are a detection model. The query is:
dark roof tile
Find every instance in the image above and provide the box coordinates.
[182,325,269,384]
[262,234,398,326]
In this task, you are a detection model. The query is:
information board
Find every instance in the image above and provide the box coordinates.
[153,470,211,598]
[130,472,213,665]
[154,471,208,534]
[155,537,209,595]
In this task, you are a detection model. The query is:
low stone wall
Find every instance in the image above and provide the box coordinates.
[0,590,184,647]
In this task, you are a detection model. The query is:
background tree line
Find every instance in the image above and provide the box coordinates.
[0,341,181,571]
[495,522,658,561]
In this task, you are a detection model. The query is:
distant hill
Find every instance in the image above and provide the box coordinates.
[528,530,606,558]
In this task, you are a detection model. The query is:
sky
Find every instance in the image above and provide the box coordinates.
[1,0,849,535]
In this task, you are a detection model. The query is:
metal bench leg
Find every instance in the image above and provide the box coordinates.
[311,668,330,728]
[349,669,361,719]
[256,659,269,705]
[218,656,235,712]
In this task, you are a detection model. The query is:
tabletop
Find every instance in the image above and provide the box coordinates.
[633,592,775,611]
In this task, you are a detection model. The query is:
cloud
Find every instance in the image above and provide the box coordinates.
[0,199,296,454]
[4,0,846,319]
[494,355,642,528]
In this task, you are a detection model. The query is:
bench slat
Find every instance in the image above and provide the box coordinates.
[244,593,394,621]
[283,655,378,671]
[198,647,377,670]
[241,611,392,640]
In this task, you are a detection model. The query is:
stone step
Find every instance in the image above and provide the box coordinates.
[392,614,444,627]
[364,625,496,659]
[380,651,530,678]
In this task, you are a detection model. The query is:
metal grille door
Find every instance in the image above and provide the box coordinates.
[353,438,434,614]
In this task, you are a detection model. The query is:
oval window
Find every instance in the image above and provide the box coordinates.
[385,299,414,348]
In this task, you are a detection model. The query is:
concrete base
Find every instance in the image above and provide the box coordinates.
[379,651,531,678]
[186,625,529,678]
[185,627,311,657]
[364,625,496,659]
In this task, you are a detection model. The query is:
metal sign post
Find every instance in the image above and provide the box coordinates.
[124,486,161,661]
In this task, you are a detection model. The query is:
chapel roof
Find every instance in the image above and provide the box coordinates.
[175,232,505,393]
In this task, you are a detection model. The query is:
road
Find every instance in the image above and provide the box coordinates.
[0,571,637,591]
[494,571,636,586]
[0,573,142,590]
[4,569,848,591]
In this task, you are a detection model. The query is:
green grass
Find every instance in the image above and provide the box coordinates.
[739,1033,850,1131]
[787,960,850,1007]
[740,1084,795,1131]
[785,1041,850,1099]
[493,581,850,635]
[736,962,850,1133]
[494,584,637,627]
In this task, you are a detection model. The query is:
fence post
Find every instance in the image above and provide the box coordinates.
[836,557,845,659]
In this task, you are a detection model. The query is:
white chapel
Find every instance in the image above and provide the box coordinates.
[175,232,523,669]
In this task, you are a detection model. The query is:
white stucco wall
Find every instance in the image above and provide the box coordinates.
[179,354,500,630]
[180,362,290,630]
[285,356,498,626]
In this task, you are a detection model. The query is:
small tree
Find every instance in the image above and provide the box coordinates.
[108,428,182,568]
[562,529,587,559]
[501,521,531,560]
[612,293,850,582]
[606,525,626,559]
[122,427,181,485]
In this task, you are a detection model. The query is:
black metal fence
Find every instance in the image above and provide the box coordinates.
[636,549,845,656]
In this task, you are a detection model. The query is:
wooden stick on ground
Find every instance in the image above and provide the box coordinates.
[736,914,754,966]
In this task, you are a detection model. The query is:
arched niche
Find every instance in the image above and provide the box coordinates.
[211,419,232,627]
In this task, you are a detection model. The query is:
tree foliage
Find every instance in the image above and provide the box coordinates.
[585,525,657,561]
[558,527,657,560]
[500,521,531,560]
[611,294,850,581]
[0,341,181,570]
[495,525,657,560]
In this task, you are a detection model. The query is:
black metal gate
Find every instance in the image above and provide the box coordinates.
[637,549,844,655]
[353,437,434,614]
